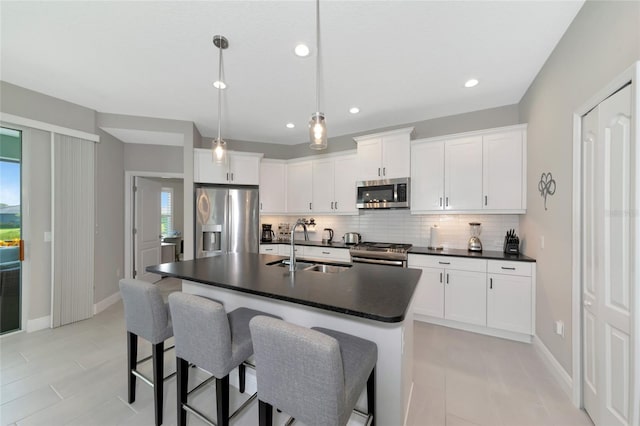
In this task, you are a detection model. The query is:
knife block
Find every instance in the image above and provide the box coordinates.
[503,233,520,255]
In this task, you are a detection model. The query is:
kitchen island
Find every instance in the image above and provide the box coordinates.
[148,253,421,425]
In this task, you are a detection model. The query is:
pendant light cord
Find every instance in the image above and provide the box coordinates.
[217,43,223,142]
[315,0,320,113]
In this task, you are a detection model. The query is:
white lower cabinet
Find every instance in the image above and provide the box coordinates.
[303,246,351,262]
[278,244,302,257]
[487,261,534,334]
[259,245,278,255]
[409,254,535,341]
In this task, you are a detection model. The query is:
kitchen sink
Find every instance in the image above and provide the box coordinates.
[303,264,351,273]
[265,259,351,273]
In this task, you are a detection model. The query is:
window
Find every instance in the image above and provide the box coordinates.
[161,188,173,236]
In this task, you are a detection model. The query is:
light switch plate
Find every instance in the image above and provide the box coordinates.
[555,320,564,337]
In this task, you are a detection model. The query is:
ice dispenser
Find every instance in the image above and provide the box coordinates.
[202,224,222,253]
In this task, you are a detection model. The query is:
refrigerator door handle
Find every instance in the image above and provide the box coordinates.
[227,193,232,253]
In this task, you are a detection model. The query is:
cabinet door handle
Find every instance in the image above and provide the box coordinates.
[322,251,330,255]
[446,273,449,284]
[445,197,449,207]
[485,195,488,206]
[266,248,274,252]
[383,167,386,176]
[438,261,450,265]
[378,167,381,177]
[309,202,312,210]
[439,272,443,283]
[260,202,263,210]
[335,201,338,209]
[331,201,334,209]
[501,267,516,270]
[440,197,443,207]
[226,172,229,181]
[490,278,493,289]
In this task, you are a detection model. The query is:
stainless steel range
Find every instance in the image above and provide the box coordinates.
[349,242,413,267]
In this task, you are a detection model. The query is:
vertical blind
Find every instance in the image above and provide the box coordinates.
[52,134,95,327]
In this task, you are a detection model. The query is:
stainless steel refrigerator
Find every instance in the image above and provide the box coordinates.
[195,185,259,258]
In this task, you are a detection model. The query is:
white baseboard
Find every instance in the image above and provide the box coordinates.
[533,335,573,398]
[27,315,51,333]
[404,382,414,426]
[93,291,121,315]
[415,315,533,343]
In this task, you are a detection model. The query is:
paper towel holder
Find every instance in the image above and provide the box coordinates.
[428,224,444,250]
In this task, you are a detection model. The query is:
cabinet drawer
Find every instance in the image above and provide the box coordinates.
[304,246,351,262]
[408,255,486,272]
[259,245,278,254]
[278,244,302,256]
[488,260,532,276]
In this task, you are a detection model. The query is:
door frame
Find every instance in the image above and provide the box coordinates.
[124,171,183,280]
[571,60,640,419]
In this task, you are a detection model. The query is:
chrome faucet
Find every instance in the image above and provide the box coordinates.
[289,219,308,271]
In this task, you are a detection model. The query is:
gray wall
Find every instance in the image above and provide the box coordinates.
[123,143,184,174]
[198,104,521,159]
[518,0,640,374]
[94,130,125,304]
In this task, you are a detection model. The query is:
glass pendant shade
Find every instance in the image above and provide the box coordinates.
[308,112,327,150]
[212,137,226,163]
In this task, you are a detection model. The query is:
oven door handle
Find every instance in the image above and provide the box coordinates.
[351,256,406,267]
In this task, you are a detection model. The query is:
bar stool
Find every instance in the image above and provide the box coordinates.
[119,278,174,426]
[168,292,280,426]
[249,316,377,426]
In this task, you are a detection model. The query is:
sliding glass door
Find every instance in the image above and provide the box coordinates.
[0,127,22,334]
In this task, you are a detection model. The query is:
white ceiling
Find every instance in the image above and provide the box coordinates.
[0,1,583,146]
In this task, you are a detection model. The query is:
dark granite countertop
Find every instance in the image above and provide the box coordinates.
[260,240,353,249]
[147,253,420,323]
[409,246,536,262]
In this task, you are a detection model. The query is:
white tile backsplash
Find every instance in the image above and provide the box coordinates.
[261,210,520,251]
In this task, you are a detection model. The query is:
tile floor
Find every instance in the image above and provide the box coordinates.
[0,278,593,426]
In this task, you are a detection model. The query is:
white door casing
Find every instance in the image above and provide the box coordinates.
[134,177,162,283]
[582,84,632,426]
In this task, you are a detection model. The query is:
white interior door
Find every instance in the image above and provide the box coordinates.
[582,84,633,426]
[134,177,162,283]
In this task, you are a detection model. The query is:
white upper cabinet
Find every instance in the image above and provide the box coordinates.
[194,148,262,185]
[411,141,445,212]
[259,160,286,213]
[354,127,413,181]
[411,124,527,214]
[482,130,525,211]
[311,155,358,215]
[445,136,483,211]
[286,160,313,213]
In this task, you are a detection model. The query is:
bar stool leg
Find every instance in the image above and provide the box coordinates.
[177,357,189,426]
[259,400,273,426]
[127,332,138,404]
[152,341,164,426]
[367,367,376,426]
[216,375,230,426]
[238,363,246,393]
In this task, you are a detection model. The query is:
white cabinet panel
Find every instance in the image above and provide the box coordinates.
[194,148,261,185]
[278,244,302,256]
[445,136,483,211]
[229,153,260,185]
[381,133,411,179]
[287,161,313,213]
[259,161,286,213]
[194,148,228,183]
[412,266,445,318]
[487,273,532,334]
[312,159,335,213]
[411,141,445,212]
[356,137,382,181]
[259,244,278,254]
[303,246,351,262]
[444,269,487,326]
[333,155,358,214]
[483,131,524,210]
[355,128,413,182]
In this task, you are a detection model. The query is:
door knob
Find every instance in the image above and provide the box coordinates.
[584,300,592,307]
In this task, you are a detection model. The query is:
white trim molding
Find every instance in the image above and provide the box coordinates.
[93,291,122,315]
[26,315,51,333]
[0,113,100,142]
[533,335,573,398]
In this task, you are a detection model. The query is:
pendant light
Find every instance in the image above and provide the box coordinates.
[212,35,228,163]
[309,0,327,150]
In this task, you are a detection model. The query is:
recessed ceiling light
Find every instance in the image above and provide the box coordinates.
[464,79,479,88]
[349,107,360,114]
[294,44,310,57]
[286,123,295,129]
[213,80,227,89]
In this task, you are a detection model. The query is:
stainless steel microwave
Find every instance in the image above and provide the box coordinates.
[356,177,410,209]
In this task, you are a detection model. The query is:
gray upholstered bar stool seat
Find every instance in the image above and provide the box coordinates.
[249,316,378,426]
[168,292,280,426]
[119,278,174,426]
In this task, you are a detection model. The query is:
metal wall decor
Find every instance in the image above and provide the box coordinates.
[538,172,556,211]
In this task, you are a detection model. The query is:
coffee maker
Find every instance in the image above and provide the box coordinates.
[261,224,275,243]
